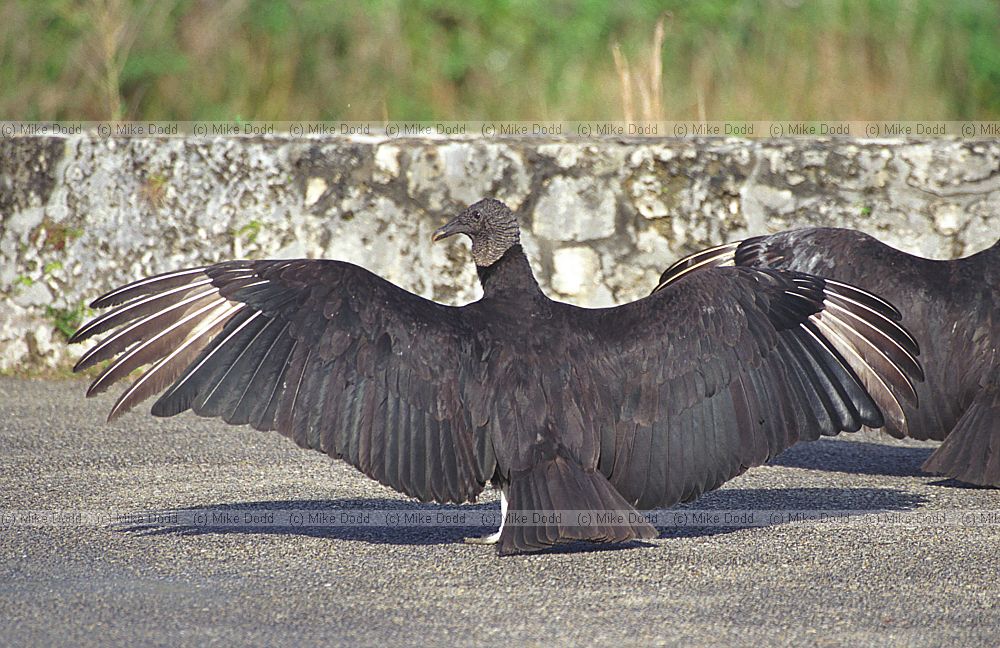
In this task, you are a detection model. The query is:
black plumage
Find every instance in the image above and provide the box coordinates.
[656,227,999,486]
[72,200,923,555]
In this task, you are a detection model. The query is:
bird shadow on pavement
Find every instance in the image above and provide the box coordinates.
[656,486,926,539]
[110,486,925,548]
[772,438,995,491]
[771,437,934,478]
[112,497,495,546]
[925,478,997,490]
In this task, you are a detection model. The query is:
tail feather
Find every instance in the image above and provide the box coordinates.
[922,383,1000,487]
[498,455,657,555]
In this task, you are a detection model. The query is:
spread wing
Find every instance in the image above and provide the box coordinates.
[71,259,496,504]
[653,234,923,435]
[585,266,923,509]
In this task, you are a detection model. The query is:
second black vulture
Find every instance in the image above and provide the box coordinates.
[655,227,999,486]
[71,199,923,555]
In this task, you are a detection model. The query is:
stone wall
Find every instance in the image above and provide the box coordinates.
[1,134,998,372]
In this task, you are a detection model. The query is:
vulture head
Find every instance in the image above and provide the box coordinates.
[433,198,520,267]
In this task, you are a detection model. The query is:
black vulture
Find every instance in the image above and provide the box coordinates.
[655,227,998,486]
[72,199,923,555]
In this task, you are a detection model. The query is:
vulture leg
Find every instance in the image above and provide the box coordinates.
[464,489,508,545]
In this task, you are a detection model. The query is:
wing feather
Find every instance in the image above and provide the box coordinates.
[587,266,922,508]
[73,259,495,504]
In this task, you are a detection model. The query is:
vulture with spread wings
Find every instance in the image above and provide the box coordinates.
[72,199,923,555]
[656,228,998,487]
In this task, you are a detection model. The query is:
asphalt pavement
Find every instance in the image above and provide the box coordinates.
[1,378,998,647]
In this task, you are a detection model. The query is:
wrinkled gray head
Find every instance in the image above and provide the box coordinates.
[432,198,520,267]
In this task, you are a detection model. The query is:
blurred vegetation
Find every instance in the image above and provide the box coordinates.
[2,0,998,121]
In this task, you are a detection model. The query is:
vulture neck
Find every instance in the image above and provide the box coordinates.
[476,245,543,301]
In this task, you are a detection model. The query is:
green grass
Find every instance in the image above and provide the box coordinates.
[45,302,92,342]
[234,220,262,245]
[1,0,998,120]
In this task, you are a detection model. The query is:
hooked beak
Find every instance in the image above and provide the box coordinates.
[432,218,466,243]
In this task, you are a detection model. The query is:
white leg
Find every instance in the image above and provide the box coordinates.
[464,488,507,545]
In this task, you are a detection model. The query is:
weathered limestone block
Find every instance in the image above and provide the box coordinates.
[1,135,997,372]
